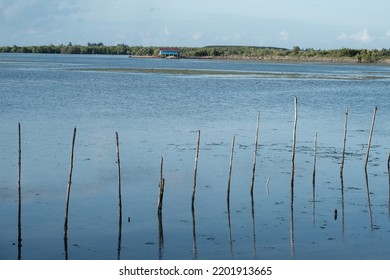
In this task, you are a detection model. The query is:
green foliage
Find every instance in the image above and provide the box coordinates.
[1,44,390,63]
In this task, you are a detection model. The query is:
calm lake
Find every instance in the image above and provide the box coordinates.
[0,53,389,260]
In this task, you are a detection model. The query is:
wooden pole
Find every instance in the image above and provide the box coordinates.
[365,107,377,170]
[250,112,260,195]
[291,96,298,192]
[192,130,200,207]
[115,132,122,260]
[64,127,76,260]
[290,96,297,259]
[17,123,22,260]
[158,157,165,216]
[340,108,348,175]
[116,132,122,223]
[227,135,235,202]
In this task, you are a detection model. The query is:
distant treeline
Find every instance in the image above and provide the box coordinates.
[2,43,390,63]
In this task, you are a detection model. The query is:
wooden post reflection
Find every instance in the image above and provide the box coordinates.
[157,157,165,260]
[17,123,22,260]
[250,112,260,195]
[191,203,197,259]
[312,132,317,225]
[340,173,345,240]
[365,169,374,230]
[227,197,233,258]
[251,192,257,259]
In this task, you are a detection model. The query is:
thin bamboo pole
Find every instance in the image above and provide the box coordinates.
[17,123,22,260]
[365,107,377,170]
[192,130,200,207]
[250,112,260,195]
[227,135,235,201]
[340,108,348,175]
[64,127,76,260]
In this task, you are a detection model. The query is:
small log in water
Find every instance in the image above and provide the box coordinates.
[365,107,377,170]
[64,127,76,260]
[227,135,235,202]
[250,112,260,195]
[17,123,22,260]
[192,130,200,208]
[340,108,348,175]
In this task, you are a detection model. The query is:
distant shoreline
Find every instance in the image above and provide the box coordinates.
[2,44,390,64]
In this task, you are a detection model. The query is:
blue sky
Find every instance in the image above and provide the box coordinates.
[1,0,390,49]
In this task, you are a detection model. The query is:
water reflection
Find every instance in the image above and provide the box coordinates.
[191,204,197,259]
[340,174,345,240]
[17,123,22,260]
[365,170,374,230]
[250,193,257,259]
[158,213,164,260]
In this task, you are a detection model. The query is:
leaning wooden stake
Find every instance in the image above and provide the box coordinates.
[192,130,200,207]
[365,107,377,170]
[17,123,22,260]
[250,112,260,195]
[64,128,76,246]
[227,135,236,201]
[340,108,348,175]
[158,157,165,216]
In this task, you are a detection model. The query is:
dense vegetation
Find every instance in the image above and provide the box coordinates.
[1,43,390,63]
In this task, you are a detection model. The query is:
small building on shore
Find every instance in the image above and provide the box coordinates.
[159,47,180,58]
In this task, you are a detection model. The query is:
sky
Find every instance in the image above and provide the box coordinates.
[1,0,390,49]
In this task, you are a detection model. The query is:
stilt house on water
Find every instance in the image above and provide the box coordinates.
[159,47,180,58]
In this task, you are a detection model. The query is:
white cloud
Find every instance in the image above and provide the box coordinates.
[192,32,202,41]
[279,31,289,41]
[337,33,348,41]
[386,30,390,37]
[350,29,373,43]
[163,26,171,36]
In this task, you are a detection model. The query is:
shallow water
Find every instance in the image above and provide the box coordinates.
[0,53,389,260]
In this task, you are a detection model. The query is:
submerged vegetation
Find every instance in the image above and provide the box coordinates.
[2,43,390,63]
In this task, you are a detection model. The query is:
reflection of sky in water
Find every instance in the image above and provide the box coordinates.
[0,54,389,259]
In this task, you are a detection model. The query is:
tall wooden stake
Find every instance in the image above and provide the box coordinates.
[250,112,260,195]
[340,108,348,175]
[115,132,122,260]
[17,123,22,260]
[365,107,377,170]
[192,130,200,207]
[227,135,235,202]
[64,127,76,260]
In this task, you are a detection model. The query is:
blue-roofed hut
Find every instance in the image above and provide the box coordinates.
[159,47,180,58]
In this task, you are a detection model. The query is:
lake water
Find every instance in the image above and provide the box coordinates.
[0,53,389,260]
